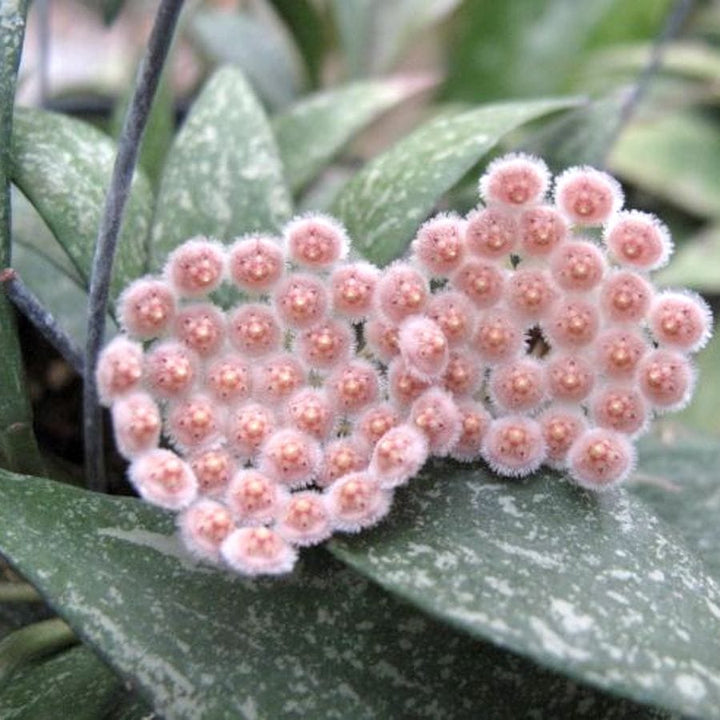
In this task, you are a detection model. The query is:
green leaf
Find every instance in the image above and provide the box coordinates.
[0,645,151,720]
[442,0,669,101]
[151,66,292,267]
[670,323,720,437]
[266,0,327,86]
[273,76,435,193]
[0,472,672,719]
[332,97,579,266]
[190,11,303,111]
[0,0,44,477]
[631,433,720,580]
[655,223,720,292]
[610,110,720,218]
[9,108,153,299]
[332,0,461,78]
[329,457,720,719]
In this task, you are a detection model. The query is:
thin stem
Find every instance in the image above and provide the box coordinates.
[0,581,42,603]
[1,269,84,375]
[83,0,184,493]
[600,0,695,166]
[0,618,77,689]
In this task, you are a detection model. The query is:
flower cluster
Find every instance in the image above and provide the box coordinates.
[97,153,712,576]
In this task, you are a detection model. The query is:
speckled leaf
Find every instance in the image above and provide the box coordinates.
[331,97,579,266]
[656,224,720,292]
[151,66,292,266]
[0,472,672,720]
[631,433,720,580]
[610,111,720,218]
[0,0,44,477]
[9,107,153,299]
[273,75,435,193]
[329,458,720,719]
[0,644,151,720]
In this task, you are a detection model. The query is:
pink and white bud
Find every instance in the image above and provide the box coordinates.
[226,403,276,458]
[605,211,672,271]
[285,388,335,440]
[567,428,635,490]
[637,349,695,411]
[595,328,648,380]
[550,240,606,293]
[189,448,235,497]
[365,318,401,363]
[283,213,349,269]
[228,235,284,293]
[226,469,287,525]
[600,270,653,325]
[538,408,587,469]
[482,416,546,478]
[489,358,546,413]
[442,347,483,398]
[330,262,380,320]
[96,336,143,406]
[545,353,596,403]
[227,303,282,358]
[254,353,306,406]
[545,298,600,349]
[129,449,197,510]
[426,291,475,346]
[276,491,332,546]
[317,438,369,488]
[258,428,321,489]
[370,424,428,488]
[167,394,224,450]
[450,401,492,462]
[519,205,568,257]
[296,319,353,369]
[410,388,462,456]
[505,268,559,321]
[112,391,161,459]
[327,360,380,416]
[178,499,234,562]
[357,403,400,448]
[174,303,225,357]
[648,290,712,352]
[118,277,176,339]
[144,341,197,399]
[590,385,649,437]
[325,472,392,533]
[554,166,623,225]
[273,273,329,329]
[387,357,433,406]
[206,354,252,404]
[480,153,550,208]
[221,526,297,576]
[411,213,466,276]
[165,238,225,297]
[398,316,449,381]
[375,263,429,324]
[466,207,518,259]
[471,308,525,364]
[451,259,506,309]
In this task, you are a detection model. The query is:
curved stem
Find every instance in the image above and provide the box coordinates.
[0,581,42,603]
[83,0,184,493]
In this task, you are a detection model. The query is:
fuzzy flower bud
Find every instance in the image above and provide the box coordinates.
[165,238,225,297]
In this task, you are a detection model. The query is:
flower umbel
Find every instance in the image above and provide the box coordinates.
[100,156,712,576]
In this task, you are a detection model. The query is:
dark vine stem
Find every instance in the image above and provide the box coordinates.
[83,0,184,493]
[1,269,84,375]
[600,0,695,166]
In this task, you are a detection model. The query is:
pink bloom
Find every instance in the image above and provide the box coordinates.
[594,329,648,380]
[365,318,401,363]
[96,336,143,406]
[550,240,606,293]
[545,297,600,349]
[398,316,449,381]
[276,491,332,546]
[226,402,276,458]
[505,268,559,321]
[254,353,306,406]
[189,448,235,497]
[442,347,483,398]
[410,388,462,456]
[285,388,335,440]
[129,449,197,510]
[519,205,568,257]
[590,384,649,437]
[545,353,595,403]
[637,349,695,411]
[567,428,635,490]
[296,319,353,369]
[411,213,467,276]
[273,273,329,329]
[325,472,392,533]
[648,290,712,352]
[471,308,525,364]
[205,354,252,404]
[370,424,428,488]
[174,303,225,357]
[226,469,287,524]
[112,392,161,459]
[179,499,234,562]
[450,401,492,462]
[357,403,401,448]
[258,428,322,488]
[118,277,176,339]
[221,526,297,575]
[539,408,587,469]
[451,259,506,309]
[604,211,672,271]
[466,207,518,259]
[227,303,282,357]
[600,270,653,325]
[489,358,546,413]
[327,360,380,416]
[479,153,550,208]
[554,166,623,225]
[283,213,349,269]
[375,262,429,323]
[144,341,197,399]
[482,416,546,478]
[228,235,284,293]
[167,394,224,450]
[426,291,475,346]
[165,238,225,297]
[317,438,369,488]
[330,262,380,320]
